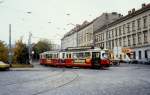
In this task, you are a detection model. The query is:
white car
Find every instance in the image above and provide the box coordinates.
[0,61,10,70]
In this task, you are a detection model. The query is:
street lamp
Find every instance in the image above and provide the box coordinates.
[8,24,12,64]
[28,32,32,64]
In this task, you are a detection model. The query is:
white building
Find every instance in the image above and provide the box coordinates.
[94,3,150,63]
[77,21,93,47]
[61,29,77,49]
[77,12,122,47]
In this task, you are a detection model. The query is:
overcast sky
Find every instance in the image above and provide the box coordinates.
[0,0,150,45]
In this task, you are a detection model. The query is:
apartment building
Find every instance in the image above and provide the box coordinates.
[77,21,93,47]
[61,29,77,50]
[94,4,150,62]
[77,13,122,47]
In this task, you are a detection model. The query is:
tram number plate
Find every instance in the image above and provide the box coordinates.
[74,59,85,64]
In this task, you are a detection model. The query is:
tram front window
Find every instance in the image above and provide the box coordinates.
[102,53,108,59]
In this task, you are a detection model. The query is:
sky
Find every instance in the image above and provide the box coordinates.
[0,0,150,45]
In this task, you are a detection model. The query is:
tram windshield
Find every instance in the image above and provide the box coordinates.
[101,53,109,59]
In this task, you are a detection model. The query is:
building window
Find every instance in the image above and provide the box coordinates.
[106,31,108,39]
[123,24,126,34]
[97,35,99,42]
[86,33,88,42]
[137,18,141,30]
[112,29,114,38]
[128,35,131,46]
[133,52,136,59]
[115,39,118,47]
[139,51,141,59]
[137,33,142,44]
[145,50,148,58]
[106,41,109,49]
[143,16,147,28]
[132,34,136,46]
[119,38,122,46]
[100,34,102,41]
[123,37,126,47]
[108,31,111,38]
[102,33,104,41]
[119,26,122,36]
[115,28,118,37]
[112,40,114,48]
[127,23,130,33]
[109,40,111,49]
[95,35,98,42]
[132,20,135,32]
[143,30,148,44]
[102,42,104,49]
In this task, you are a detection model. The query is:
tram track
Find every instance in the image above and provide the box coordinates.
[31,70,80,95]
[0,68,80,95]
[0,69,65,86]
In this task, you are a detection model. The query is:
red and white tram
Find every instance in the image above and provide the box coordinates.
[39,47,111,69]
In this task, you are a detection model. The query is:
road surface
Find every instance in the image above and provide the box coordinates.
[0,63,150,95]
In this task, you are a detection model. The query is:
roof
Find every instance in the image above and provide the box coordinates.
[94,3,150,33]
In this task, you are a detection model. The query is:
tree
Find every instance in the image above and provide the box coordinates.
[0,40,8,63]
[32,39,52,60]
[14,39,29,64]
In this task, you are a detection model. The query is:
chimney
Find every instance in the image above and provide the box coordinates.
[118,14,121,17]
[132,8,135,13]
[142,3,146,8]
[128,11,132,15]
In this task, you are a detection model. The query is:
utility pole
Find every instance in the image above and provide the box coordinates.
[28,32,32,64]
[8,24,12,64]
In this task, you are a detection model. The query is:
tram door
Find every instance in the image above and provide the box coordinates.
[92,52,100,67]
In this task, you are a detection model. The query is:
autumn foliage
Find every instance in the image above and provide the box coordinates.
[0,40,8,63]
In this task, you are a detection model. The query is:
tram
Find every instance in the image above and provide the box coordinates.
[39,47,111,69]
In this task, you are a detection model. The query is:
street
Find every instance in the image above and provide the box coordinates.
[0,63,150,95]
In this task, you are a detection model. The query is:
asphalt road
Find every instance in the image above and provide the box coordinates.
[0,63,150,95]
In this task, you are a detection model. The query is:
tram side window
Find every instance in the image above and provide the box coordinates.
[57,54,58,58]
[62,53,65,58]
[73,52,84,59]
[46,54,51,58]
[73,53,78,59]
[67,53,72,58]
[69,54,71,58]
[53,54,56,58]
[79,53,83,58]
[85,52,91,58]
[54,54,58,58]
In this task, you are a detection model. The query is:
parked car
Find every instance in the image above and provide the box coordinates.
[0,61,10,70]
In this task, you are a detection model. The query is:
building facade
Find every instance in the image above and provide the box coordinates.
[94,4,150,62]
[61,29,77,49]
[77,12,122,47]
[61,12,121,49]
[93,12,122,32]
[77,22,93,47]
